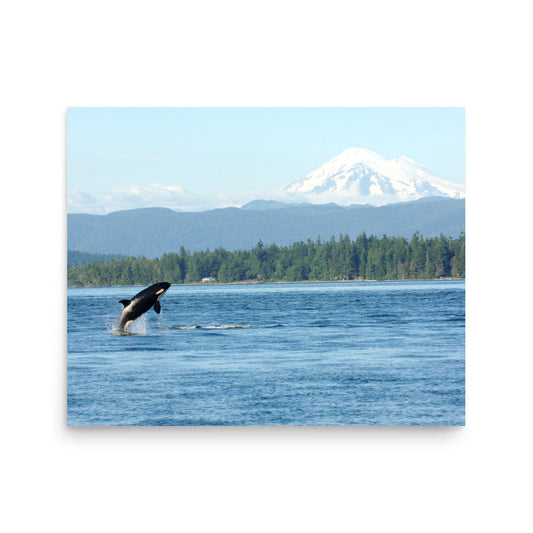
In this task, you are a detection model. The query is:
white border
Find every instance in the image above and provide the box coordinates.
[4,1,532,531]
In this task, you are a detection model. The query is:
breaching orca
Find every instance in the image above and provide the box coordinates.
[116,282,171,332]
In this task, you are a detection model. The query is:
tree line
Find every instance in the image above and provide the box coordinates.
[67,232,465,287]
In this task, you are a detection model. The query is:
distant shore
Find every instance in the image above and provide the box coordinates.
[67,277,465,289]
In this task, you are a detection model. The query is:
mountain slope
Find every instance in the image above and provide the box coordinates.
[68,198,465,258]
[282,148,464,205]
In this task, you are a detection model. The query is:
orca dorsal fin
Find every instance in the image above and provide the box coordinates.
[119,299,131,307]
[154,301,161,314]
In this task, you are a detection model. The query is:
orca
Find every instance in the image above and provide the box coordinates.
[116,282,171,332]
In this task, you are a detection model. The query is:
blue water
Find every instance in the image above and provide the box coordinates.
[67,280,465,426]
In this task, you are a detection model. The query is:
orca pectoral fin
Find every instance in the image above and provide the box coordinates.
[119,299,132,307]
[154,301,161,314]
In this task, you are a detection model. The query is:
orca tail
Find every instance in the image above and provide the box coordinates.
[119,299,131,307]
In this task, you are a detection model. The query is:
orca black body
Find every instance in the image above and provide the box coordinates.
[116,282,171,332]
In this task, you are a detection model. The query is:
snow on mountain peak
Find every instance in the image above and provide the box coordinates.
[281,148,464,205]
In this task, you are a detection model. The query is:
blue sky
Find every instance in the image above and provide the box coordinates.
[67,107,465,213]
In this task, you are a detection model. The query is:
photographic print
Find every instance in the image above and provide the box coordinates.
[67,107,465,426]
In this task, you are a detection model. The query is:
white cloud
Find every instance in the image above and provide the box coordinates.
[68,183,292,214]
[68,182,426,215]
[68,183,207,214]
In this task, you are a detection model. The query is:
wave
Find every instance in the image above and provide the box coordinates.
[162,324,251,330]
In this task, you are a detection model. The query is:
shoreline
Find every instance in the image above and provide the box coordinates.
[67,277,465,289]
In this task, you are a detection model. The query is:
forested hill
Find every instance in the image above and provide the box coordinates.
[67,197,465,258]
[67,232,465,287]
[67,250,126,268]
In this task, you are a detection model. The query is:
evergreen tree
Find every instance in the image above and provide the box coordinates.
[67,232,466,286]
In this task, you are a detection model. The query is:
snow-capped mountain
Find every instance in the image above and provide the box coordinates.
[282,148,464,205]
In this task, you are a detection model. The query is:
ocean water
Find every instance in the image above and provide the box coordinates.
[67,280,465,426]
